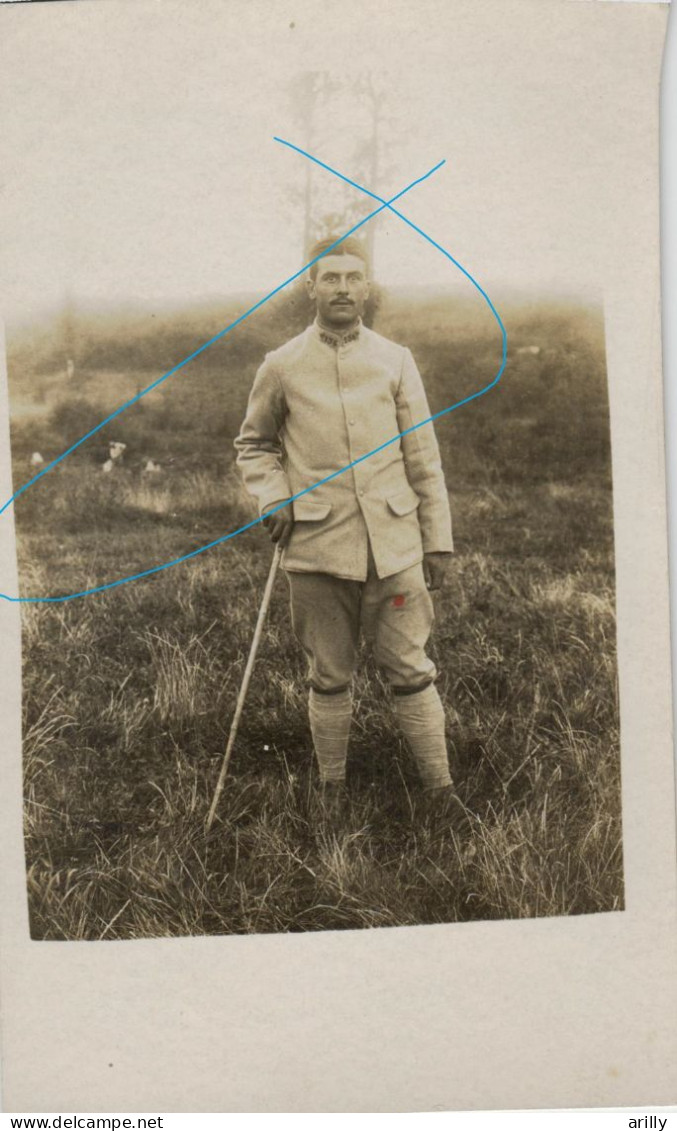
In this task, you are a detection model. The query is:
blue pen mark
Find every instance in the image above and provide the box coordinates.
[0,142,507,604]
[1,162,442,519]
[274,138,507,343]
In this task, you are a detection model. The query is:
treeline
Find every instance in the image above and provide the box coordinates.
[8,287,610,488]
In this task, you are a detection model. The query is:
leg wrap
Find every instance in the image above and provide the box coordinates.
[393,683,452,790]
[308,688,353,784]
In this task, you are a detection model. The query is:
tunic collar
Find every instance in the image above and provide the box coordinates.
[312,317,362,349]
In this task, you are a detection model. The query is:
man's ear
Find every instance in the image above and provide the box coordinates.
[306,276,316,301]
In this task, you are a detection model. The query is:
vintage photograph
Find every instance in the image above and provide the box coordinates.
[5,66,621,941]
[2,0,675,1115]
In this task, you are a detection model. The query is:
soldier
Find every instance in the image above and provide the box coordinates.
[235,236,466,824]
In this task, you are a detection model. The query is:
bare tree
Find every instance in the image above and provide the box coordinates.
[286,72,396,275]
[287,72,343,266]
[350,74,394,276]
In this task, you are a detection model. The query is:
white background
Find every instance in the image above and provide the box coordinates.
[0,0,675,1123]
[661,0,677,769]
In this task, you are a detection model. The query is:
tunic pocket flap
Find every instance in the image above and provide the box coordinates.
[293,497,332,521]
[386,487,421,517]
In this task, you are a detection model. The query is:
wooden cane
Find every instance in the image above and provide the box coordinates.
[205,542,283,831]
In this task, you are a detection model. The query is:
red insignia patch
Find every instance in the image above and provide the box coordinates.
[393,594,406,608]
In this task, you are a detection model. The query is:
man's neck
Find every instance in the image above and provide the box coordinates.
[315,315,362,341]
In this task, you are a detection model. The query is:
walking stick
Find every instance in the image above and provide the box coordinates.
[206,542,283,831]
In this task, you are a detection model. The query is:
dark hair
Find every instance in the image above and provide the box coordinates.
[307,236,370,280]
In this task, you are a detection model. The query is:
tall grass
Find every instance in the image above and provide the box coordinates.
[17,476,622,939]
[11,298,622,938]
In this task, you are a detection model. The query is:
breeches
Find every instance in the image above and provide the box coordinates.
[286,556,437,693]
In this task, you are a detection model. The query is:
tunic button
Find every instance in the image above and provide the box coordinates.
[359,489,364,496]
[349,419,355,426]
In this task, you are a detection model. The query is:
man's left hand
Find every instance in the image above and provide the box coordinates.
[423,552,453,592]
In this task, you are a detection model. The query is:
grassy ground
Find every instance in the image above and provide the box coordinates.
[16,462,622,939]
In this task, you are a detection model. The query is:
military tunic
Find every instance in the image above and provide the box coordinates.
[235,318,454,691]
[235,318,453,581]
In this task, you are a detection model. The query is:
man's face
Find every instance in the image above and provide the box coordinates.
[307,253,370,328]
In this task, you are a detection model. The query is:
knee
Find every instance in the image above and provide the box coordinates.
[390,676,436,697]
[309,681,352,696]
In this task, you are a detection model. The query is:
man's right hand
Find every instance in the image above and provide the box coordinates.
[262,500,294,547]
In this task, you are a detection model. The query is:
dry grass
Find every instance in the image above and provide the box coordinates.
[16,472,623,940]
[10,298,619,937]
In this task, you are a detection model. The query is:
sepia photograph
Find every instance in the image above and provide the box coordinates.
[5,63,619,940]
[0,0,674,1114]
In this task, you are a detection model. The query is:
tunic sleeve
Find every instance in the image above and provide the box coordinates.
[234,355,292,515]
[395,347,454,553]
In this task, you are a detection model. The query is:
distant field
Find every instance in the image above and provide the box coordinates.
[9,293,622,938]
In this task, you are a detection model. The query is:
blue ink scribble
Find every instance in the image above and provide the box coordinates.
[0,142,507,604]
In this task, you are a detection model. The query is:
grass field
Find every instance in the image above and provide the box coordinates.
[9,292,623,938]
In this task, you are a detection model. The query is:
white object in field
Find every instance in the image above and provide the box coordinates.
[517,345,541,356]
[66,359,75,379]
[30,452,44,467]
[143,458,161,473]
[108,441,126,461]
[102,459,114,473]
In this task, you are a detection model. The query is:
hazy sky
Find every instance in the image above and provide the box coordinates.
[0,0,664,324]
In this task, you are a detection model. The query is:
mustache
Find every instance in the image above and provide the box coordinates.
[331,298,355,304]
